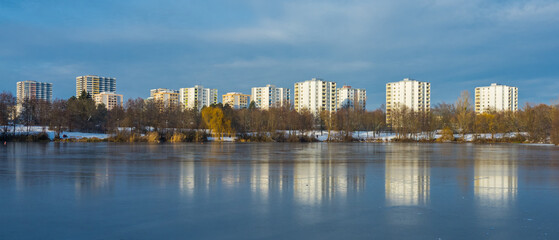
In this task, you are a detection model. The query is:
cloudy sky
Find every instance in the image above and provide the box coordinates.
[1,0,558,109]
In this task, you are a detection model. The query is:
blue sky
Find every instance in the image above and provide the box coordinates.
[1,0,559,109]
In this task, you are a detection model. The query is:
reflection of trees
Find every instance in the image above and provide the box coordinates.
[385,144,430,206]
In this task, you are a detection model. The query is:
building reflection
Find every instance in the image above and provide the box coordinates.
[474,146,518,208]
[293,144,365,206]
[250,147,270,200]
[177,143,365,206]
[384,144,430,206]
[73,161,113,199]
[179,157,196,196]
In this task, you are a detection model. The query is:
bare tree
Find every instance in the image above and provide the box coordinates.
[453,91,474,139]
[0,91,17,133]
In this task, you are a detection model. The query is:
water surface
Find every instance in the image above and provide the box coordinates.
[1,143,559,239]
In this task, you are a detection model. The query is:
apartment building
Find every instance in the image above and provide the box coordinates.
[76,75,116,97]
[251,84,291,109]
[386,78,431,123]
[475,83,518,114]
[336,85,366,111]
[179,85,218,110]
[94,92,123,110]
[222,92,250,109]
[149,88,180,107]
[294,78,337,114]
[16,80,52,103]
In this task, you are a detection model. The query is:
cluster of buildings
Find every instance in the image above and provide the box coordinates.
[15,76,519,122]
[145,78,366,114]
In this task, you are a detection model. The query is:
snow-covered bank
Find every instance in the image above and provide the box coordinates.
[2,126,553,145]
[2,125,108,140]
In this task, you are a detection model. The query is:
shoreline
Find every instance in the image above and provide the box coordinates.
[1,132,555,146]
[1,126,555,145]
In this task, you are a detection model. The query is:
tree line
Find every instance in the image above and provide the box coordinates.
[1,90,559,144]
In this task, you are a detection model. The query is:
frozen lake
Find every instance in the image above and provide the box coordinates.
[1,143,559,239]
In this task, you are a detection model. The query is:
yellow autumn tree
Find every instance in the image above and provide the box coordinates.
[201,107,233,141]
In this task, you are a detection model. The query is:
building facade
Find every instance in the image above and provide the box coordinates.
[149,88,180,107]
[179,85,218,110]
[251,85,291,109]
[94,92,123,110]
[294,78,337,114]
[76,75,116,97]
[336,85,366,111]
[222,92,250,109]
[386,78,431,123]
[475,83,518,114]
[16,80,53,103]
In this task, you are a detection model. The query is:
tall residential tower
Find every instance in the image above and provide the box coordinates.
[336,85,366,111]
[251,85,291,109]
[179,85,218,110]
[475,83,518,114]
[294,78,337,114]
[16,80,53,113]
[16,80,53,103]
[386,78,431,123]
[76,75,116,97]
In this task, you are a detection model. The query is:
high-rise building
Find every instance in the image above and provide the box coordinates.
[475,83,518,114]
[94,92,123,110]
[386,78,431,123]
[76,75,116,97]
[16,80,53,113]
[149,88,180,107]
[336,85,366,111]
[251,84,291,109]
[16,80,53,103]
[294,78,337,114]
[222,92,250,109]
[179,85,218,110]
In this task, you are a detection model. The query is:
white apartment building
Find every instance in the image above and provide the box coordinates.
[337,85,366,111]
[475,83,518,114]
[76,75,116,97]
[386,78,431,123]
[222,92,250,109]
[294,78,337,114]
[251,85,291,109]
[94,92,123,110]
[179,85,218,110]
[17,80,52,103]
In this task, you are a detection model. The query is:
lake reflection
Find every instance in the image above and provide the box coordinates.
[385,144,430,206]
[474,147,518,207]
[1,143,559,239]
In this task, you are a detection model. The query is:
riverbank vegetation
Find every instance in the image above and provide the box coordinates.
[1,90,559,145]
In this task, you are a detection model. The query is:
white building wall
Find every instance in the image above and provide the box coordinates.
[251,85,291,109]
[180,85,218,111]
[337,86,366,111]
[94,92,123,110]
[386,78,431,123]
[475,83,518,114]
[294,78,336,114]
